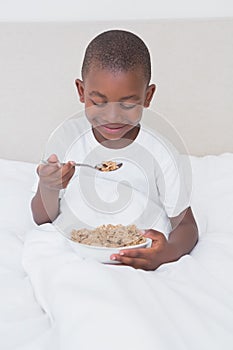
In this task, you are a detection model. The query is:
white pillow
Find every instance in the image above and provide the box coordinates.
[0,159,37,238]
[190,153,233,234]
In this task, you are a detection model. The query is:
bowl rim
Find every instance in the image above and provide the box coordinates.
[66,237,152,250]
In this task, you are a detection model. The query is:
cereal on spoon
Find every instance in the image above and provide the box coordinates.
[97,161,119,172]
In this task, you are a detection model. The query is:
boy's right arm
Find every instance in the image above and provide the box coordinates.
[31,154,75,225]
[31,184,60,225]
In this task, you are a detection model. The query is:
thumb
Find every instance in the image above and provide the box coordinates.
[47,154,59,164]
[140,229,148,235]
[141,229,165,240]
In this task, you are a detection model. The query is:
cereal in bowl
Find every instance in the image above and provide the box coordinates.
[71,224,146,248]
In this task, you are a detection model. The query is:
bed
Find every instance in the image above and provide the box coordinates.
[1,154,233,349]
[1,19,233,350]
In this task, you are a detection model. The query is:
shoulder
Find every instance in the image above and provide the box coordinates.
[139,123,180,168]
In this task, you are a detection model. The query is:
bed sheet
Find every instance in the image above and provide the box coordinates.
[0,155,233,350]
[0,160,53,349]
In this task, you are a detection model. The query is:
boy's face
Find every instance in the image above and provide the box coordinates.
[75,68,155,145]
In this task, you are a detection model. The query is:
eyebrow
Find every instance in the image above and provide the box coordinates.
[120,95,140,101]
[89,91,107,99]
[89,91,140,101]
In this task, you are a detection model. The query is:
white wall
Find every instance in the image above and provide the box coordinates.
[0,0,233,21]
[1,19,233,161]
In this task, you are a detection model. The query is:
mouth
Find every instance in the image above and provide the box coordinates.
[100,123,128,134]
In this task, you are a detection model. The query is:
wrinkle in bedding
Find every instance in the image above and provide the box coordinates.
[1,155,233,349]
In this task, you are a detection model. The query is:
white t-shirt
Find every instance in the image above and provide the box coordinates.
[39,116,191,238]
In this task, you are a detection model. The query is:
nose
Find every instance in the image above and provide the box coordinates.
[104,103,122,123]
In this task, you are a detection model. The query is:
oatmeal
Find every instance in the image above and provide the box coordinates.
[71,224,146,248]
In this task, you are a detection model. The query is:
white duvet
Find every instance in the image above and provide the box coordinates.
[1,154,233,350]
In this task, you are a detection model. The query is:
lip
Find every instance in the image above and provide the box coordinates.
[101,124,127,134]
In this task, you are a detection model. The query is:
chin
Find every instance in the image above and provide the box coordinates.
[101,133,122,141]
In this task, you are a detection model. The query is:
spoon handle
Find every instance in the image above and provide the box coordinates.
[41,160,96,170]
[70,163,96,169]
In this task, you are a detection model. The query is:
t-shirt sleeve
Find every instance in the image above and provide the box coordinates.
[154,150,192,218]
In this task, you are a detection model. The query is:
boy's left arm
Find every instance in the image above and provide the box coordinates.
[165,206,199,262]
[110,207,198,270]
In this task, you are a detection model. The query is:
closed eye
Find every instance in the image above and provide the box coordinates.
[91,99,107,107]
[120,103,137,110]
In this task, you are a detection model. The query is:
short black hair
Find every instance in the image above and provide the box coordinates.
[81,29,151,84]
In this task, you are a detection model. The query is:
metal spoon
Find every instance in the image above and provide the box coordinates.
[41,160,123,172]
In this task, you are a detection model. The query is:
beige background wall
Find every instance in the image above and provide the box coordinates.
[0,19,232,163]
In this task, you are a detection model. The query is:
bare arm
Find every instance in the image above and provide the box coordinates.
[31,184,60,225]
[31,154,75,225]
[161,206,199,263]
[110,207,198,270]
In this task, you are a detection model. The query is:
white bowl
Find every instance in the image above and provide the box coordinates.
[66,237,152,264]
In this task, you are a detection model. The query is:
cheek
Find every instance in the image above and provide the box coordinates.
[85,111,95,125]
[126,105,143,124]
[85,104,102,127]
[83,100,95,122]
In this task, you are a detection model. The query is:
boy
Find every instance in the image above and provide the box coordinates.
[31,29,198,270]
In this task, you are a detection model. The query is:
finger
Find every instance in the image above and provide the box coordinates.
[62,161,75,176]
[61,169,75,184]
[111,255,149,270]
[48,168,74,188]
[39,160,74,178]
[61,163,75,186]
[38,163,62,177]
[38,163,74,190]
[42,154,62,169]
[143,229,165,241]
[60,172,75,188]
[110,247,155,266]
[117,247,151,259]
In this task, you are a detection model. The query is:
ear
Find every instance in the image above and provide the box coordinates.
[144,84,156,108]
[75,79,85,103]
